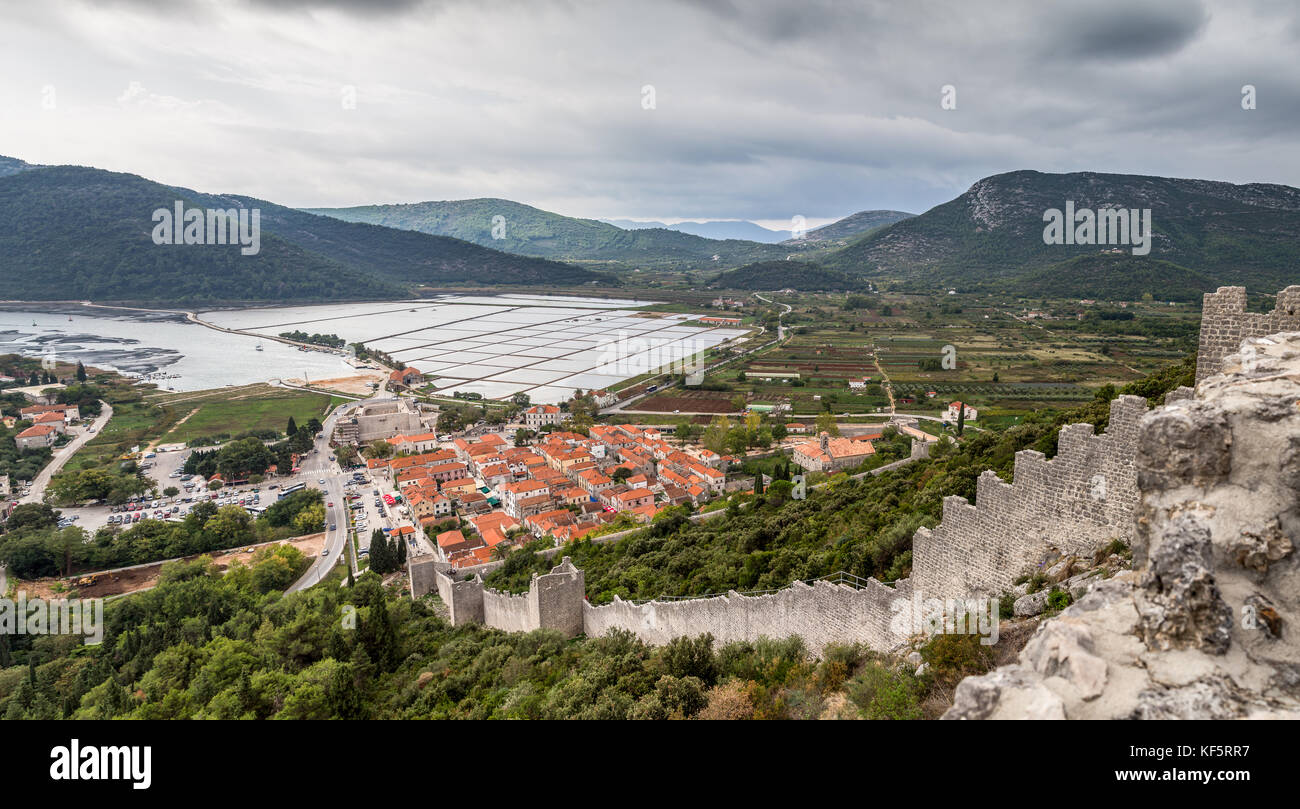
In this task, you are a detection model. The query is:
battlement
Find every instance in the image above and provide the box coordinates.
[1196,285,1300,383]
[909,395,1147,597]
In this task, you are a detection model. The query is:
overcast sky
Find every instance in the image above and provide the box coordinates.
[2,0,1297,229]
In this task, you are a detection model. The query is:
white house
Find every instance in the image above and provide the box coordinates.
[523,405,562,428]
[945,401,977,422]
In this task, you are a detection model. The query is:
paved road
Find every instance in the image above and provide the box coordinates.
[20,402,113,504]
[286,400,361,592]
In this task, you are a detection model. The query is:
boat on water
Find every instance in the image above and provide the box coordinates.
[255,342,263,351]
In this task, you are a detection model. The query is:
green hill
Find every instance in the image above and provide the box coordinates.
[710,260,863,291]
[0,163,608,304]
[825,170,1300,291]
[304,198,792,269]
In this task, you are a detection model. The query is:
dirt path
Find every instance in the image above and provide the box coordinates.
[871,350,897,414]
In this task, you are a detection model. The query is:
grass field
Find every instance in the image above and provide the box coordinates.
[72,384,337,470]
[156,387,335,444]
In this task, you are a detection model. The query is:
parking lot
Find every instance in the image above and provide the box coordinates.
[55,445,329,533]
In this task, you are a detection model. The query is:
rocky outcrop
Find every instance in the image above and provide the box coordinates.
[945,332,1300,720]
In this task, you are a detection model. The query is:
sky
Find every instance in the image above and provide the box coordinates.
[1,0,1297,229]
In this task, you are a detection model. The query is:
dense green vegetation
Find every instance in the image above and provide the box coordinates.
[0,556,999,719]
[0,489,324,579]
[710,260,863,291]
[0,163,608,303]
[1005,254,1219,302]
[183,419,321,481]
[277,331,346,348]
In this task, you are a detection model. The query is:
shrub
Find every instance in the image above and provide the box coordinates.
[1047,588,1072,613]
[844,663,922,720]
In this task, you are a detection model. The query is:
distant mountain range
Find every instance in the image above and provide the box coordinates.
[3,154,1294,304]
[604,218,793,243]
[0,159,607,303]
[306,199,795,269]
[825,170,1300,292]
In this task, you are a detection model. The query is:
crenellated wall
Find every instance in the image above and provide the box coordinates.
[419,558,586,637]
[909,395,1148,598]
[583,577,914,656]
[1195,285,1300,383]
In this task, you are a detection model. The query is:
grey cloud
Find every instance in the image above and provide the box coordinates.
[0,0,1296,224]
[1039,0,1209,61]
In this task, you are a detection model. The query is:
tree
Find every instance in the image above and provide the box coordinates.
[674,421,692,447]
[363,441,394,460]
[956,404,965,436]
[286,416,298,437]
[3,503,60,532]
[163,486,180,498]
[814,412,839,436]
[369,529,391,574]
[293,502,326,534]
[335,445,359,467]
[75,361,87,382]
[215,437,276,479]
[701,416,731,455]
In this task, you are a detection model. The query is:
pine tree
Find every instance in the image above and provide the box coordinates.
[956,404,966,436]
[754,473,764,494]
[75,361,87,382]
[395,534,407,566]
[287,416,298,437]
[362,590,397,670]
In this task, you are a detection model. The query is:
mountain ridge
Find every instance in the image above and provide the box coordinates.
[0,163,608,303]
[824,169,1300,290]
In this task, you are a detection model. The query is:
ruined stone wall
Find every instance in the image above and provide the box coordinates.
[423,559,586,637]
[408,557,440,599]
[1195,285,1300,383]
[482,587,534,633]
[432,566,484,625]
[910,395,1148,598]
